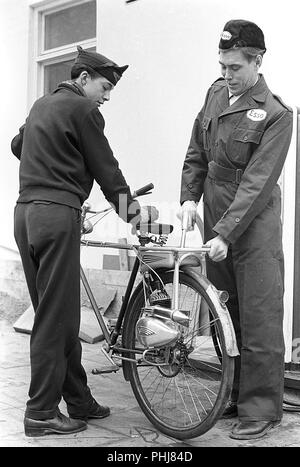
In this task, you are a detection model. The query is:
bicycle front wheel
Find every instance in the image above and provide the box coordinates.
[123,270,234,440]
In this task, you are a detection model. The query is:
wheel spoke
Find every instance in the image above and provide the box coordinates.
[125,271,234,438]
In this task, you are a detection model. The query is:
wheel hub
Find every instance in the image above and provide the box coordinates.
[157,340,189,377]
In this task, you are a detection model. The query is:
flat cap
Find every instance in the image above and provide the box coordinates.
[219,19,266,52]
[75,46,129,85]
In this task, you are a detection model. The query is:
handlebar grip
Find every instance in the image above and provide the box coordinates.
[132,183,154,198]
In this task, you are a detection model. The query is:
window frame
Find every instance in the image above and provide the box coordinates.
[28,0,97,105]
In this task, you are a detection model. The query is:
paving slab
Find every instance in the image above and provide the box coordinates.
[0,318,300,448]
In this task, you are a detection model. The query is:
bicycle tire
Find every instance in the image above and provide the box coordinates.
[122,270,234,440]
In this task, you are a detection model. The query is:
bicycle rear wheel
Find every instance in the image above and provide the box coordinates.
[123,270,234,440]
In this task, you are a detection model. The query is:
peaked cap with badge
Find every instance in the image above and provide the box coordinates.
[75,46,129,85]
[219,19,266,52]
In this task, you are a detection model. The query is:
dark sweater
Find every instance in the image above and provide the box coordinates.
[11,82,139,222]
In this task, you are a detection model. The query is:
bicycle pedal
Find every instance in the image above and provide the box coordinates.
[92,365,120,374]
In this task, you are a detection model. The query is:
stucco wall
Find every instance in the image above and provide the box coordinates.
[1,0,30,250]
[1,0,299,359]
[2,0,299,254]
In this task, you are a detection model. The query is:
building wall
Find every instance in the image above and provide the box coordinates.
[2,0,300,250]
[1,0,299,357]
[1,0,30,250]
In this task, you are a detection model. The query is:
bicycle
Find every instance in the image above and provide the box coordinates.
[80,183,238,440]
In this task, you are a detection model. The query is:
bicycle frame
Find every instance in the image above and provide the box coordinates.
[80,232,210,352]
[78,191,239,439]
[80,247,140,346]
[80,198,238,372]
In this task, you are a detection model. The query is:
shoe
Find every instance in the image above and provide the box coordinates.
[221,400,238,419]
[230,420,281,440]
[24,411,87,437]
[71,400,110,421]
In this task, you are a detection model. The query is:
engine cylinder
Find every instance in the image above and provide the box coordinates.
[136,316,180,348]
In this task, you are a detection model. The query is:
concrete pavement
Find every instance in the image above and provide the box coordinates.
[1,318,300,448]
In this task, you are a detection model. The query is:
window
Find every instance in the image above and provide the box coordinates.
[44,2,96,50]
[44,58,75,94]
[30,0,97,98]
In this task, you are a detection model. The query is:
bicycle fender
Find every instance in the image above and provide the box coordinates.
[181,267,239,358]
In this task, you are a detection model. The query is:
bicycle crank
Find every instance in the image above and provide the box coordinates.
[91,345,120,374]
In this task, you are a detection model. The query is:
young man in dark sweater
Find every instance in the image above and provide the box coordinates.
[11,46,157,437]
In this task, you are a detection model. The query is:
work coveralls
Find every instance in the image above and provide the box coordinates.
[180,75,293,421]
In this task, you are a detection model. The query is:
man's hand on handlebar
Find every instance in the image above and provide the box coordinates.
[204,235,229,262]
[178,200,198,231]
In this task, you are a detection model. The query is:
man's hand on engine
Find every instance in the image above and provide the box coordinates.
[140,205,159,223]
[131,205,159,235]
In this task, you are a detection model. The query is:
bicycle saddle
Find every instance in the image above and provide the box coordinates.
[136,222,174,235]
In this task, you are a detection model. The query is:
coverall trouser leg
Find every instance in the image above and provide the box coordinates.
[206,247,285,422]
[14,202,94,420]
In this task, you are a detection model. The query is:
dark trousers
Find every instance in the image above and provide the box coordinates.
[14,202,93,420]
[206,252,285,421]
[204,188,285,422]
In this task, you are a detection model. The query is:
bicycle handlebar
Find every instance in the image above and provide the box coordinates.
[81,183,154,217]
[132,183,154,199]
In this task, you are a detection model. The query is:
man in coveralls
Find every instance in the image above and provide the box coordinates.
[179,20,293,440]
[11,47,157,437]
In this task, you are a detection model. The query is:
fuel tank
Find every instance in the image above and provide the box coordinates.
[136,316,180,347]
